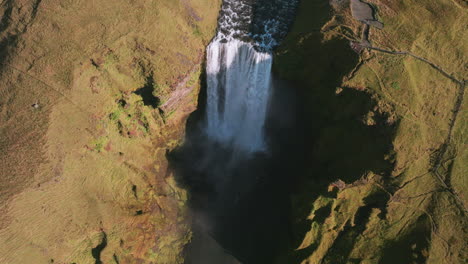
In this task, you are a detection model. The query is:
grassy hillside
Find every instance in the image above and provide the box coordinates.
[274,0,467,263]
[0,0,220,263]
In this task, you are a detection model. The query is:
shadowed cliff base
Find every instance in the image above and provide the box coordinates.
[169,72,297,263]
[169,22,397,264]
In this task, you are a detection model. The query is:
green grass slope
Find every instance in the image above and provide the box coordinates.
[0,0,220,263]
[274,0,467,263]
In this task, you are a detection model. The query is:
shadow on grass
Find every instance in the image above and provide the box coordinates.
[272,0,399,263]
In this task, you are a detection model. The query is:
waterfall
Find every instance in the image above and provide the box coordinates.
[204,0,298,152]
[205,40,272,152]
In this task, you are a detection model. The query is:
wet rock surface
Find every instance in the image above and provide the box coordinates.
[215,0,299,50]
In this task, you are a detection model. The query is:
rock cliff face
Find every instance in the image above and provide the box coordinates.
[0,0,220,263]
[274,0,466,263]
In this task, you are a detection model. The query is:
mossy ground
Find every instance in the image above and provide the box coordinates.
[0,0,220,263]
[274,0,467,263]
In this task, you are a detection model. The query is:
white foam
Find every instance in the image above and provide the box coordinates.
[205,39,272,152]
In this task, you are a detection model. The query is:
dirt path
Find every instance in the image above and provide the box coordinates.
[363,45,464,85]
[362,44,467,214]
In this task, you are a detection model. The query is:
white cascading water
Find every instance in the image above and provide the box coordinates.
[204,0,278,152]
[205,40,273,152]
